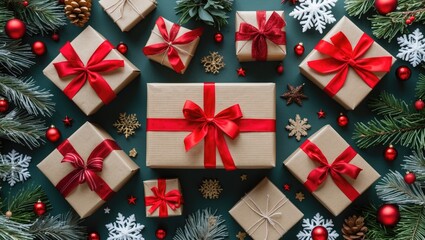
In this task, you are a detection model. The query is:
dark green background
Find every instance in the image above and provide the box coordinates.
[4,0,422,239]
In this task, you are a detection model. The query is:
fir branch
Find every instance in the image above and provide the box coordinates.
[0,35,34,76]
[402,150,425,183]
[344,0,374,17]
[369,91,412,117]
[363,205,397,240]
[415,74,425,99]
[29,213,87,240]
[0,216,32,240]
[0,6,14,32]
[396,205,425,239]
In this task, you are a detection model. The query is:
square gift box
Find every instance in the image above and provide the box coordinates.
[299,16,396,110]
[146,82,276,170]
[43,26,140,116]
[284,125,380,216]
[229,178,303,240]
[38,122,139,218]
[143,178,183,218]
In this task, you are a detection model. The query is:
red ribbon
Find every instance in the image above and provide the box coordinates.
[143,17,203,73]
[144,179,183,218]
[308,31,392,97]
[301,139,363,201]
[235,11,286,61]
[53,41,124,104]
[56,139,120,200]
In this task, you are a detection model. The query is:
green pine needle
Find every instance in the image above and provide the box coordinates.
[369,91,412,117]
[29,213,87,240]
[0,35,34,76]
[344,0,374,17]
[363,205,397,240]
[415,74,425,99]
[0,216,33,240]
[396,205,425,239]
[401,150,425,182]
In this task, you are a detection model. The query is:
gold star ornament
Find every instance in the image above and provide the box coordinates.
[295,192,305,202]
[240,174,247,181]
[128,148,137,158]
[236,231,247,240]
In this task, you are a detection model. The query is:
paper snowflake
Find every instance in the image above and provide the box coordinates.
[113,113,141,138]
[105,213,145,240]
[199,179,223,199]
[286,114,311,141]
[397,28,425,67]
[201,52,225,74]
[297,213,339,240]
[0,150,31,186]
[289,0,337,34]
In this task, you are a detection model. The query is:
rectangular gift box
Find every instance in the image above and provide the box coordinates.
[284,125,380,216]
[146,82,276,169]
[299,16,395,110]
[43,26,140,116]
[38,122,139,218]
[229,178,303,240]
[99,0,157,32]
[143,178,183,218]
[235,11,286,61]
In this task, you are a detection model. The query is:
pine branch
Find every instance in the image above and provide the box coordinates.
[0,35,34,76]
[369,91,412,117]
[363,205,397,240]
[29,212,87,240]
[415,74,425,99]
[396,205,425,239]
[344,0,374,17]
[0,5,14,32]
[0,216,32,240]
[401,150,425,183]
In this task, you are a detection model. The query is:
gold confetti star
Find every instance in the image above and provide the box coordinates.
[128,148,137,158]
[295,192,305,202]
[240,174,247,181]
[236,231,247,240]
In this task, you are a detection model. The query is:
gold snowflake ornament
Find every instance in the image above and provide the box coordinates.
[201,52,225,74]
[113,113,141,138]
[199,179,223,199]
[286,114,311,141]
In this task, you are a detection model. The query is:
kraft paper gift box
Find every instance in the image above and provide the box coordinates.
[235,11,286,62]
[43,26,140,116]
[299,16,396,110]
[143,178,183,218]
[38,122,139,218]
[283,125,380,216]
[146,82,276,170]
[229,178,303,240]
[99,0,157,32]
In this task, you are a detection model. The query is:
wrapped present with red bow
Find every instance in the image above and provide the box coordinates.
[299,16,395,110]
[43,26,140,115]
[235,11,286,62]
[144,178,183,218]
[284,125,380,216]
[37,122,139,218]
[146,82,276,170]
[143,17,203,74]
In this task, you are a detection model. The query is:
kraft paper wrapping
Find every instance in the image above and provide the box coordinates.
[283,125,380,216]
[235,11,286,62]
[299,16,396,110]
[143,178,183,217]
[144,17,200,74]
[99,0,157,32]
[229,178,303,240]
[146,83,276,169]
[43,26,140,116]
[37,122,139,218]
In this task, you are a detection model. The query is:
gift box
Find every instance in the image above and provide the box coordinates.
[283,125,380,216]
[299,16,395,110]
[146,82,276,170]
[143,178,183,218]
[37,122,139,218]
[235,11,286,62]
[43,26,140,115]
[99,0,157,32]
[229,178,303,240]
[143,17,203,74]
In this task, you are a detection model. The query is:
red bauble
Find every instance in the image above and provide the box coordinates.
[396,65,411,81]
[155,228,167,240]
[52,32,60,42]
[294,42,305,56]
[116,42,128,54]
[405,19,412,25]
[276,64,284,75]
[337,113,349,127]
[0,98,9,113]
[311,226,328,240]
[46,125,61,142]
[404,172,416,184]
[375,0,397,15]
[33,200,46,216]
[414,99,425,111]
[409,16,416,22]
[377,204,400,227]
[22,0,29,7]
[384,145,397,161]
[214,32,223,43]
[32,41,46,56]
[5,18,26,39]
[88,232,100,240]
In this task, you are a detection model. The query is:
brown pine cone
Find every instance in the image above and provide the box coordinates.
[342,215,368,240]
[64,0,92,27]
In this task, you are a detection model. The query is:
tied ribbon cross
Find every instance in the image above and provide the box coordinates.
[105,0,149,22]
[308,31,392,97]
[144,179,182,218]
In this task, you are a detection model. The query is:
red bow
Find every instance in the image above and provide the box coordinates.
[308,31,392,97]
[143,17,203,73]
[236,11,286,61]
[301,140,362,201]
[145,179,183,218]
[53,41,124,104]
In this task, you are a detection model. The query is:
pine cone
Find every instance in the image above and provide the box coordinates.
[64,0,91,27]
[342,215,368,240]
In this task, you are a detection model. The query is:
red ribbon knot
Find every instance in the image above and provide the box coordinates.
[145,179,183,218]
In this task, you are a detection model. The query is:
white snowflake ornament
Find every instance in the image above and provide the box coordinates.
[397,28,425,67]
[297,213,339,240]
[106,213,145,240]
[289,0,337,34]
[0,149,31,186]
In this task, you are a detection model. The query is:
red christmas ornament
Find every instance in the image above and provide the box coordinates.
[384,144,397,161]
[33,200,46,216]
[32,41,46,56]
[375,0,397,15]
[236,67,246,77]
[283,184,290,191]
[276,64,284,75]
[5,18,26,39]
[0,98,9,113]
[22,0,29,7]
[214,32,223,43]
[405,18,412,25]
[414,99,425,111]
[404,172,416,184]
[128,195,137,205]
[396,65,411,81]
[294,42,305,56]
[155,228,167,240]
[337,113,349,127]
[116,42,128,55]
[51,32,60,42]
[311,226,328,240]
[62,115,73,127]
[88,232,100,240]
[409,15,416,22]
[317,109,326,119]
[377,204,400,227]
[46,125,61,142]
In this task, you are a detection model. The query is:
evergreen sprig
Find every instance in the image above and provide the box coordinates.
[29,213,87,240]
[402,150,425,183]
[0,216,32,240]
[415,74,425,99]
[363,205,397,240]
[368,91,411,117]
[344,0,374,17]
[0,35,34,76]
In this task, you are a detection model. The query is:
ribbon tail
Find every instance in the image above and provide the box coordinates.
[204,126,217,169]
[323,66,350,97]
[87,72,117,104]
[216,130,236,171]
[330,171,360,201]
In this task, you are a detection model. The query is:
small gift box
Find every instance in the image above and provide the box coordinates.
[143,17,203,74]
[235,11,286,62]
[146,82,276,170]
[283,125,380,216]
[43,26,140,115]
[299,16,395,110]
[37,122,139,218]
[143,178,183,218]
[229,178,303,240]
[99,0,157,32]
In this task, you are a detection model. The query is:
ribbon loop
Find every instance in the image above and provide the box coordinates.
[145,179,183,218]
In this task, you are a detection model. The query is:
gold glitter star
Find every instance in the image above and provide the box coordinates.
[128,148,137,158]
[295,192,305,202]
[236,231,247,240]
[240,174,247,181]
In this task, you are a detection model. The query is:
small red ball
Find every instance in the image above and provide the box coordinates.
[5,18,26,39]
[294,42,305,56]
[276,64,284,75]
[384,145,397,161]
[396,65,411,81]
[0,98,9,113]
[377,204,400,227]
[116,42,128,55]
[405,19,412,25]
[22,0,29,7]
[46,125,61,142]
[414,99,425,111]
[214,32,223,43]
[375,0,398,15]
[404,172,416,184]
[51,32,60,42]
[32,41,46,56]
[88,232,100,240]
[33,200,46,216]
[155,228,167,240]
[337,113,349,127]
[311,226,328,240]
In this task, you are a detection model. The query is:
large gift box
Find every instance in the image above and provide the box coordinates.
[146,82,276,170]
[143,178,183,218]
[235,11,286,62]
[229,178,303,240]
[299,16,395,110]
[99,0,157,32]
[37,122,139,218]
[43,26,140,115]
[143,17,203,74]
[284,125,380,216]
